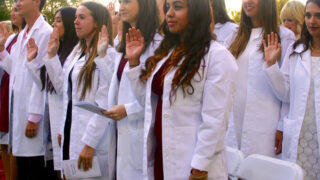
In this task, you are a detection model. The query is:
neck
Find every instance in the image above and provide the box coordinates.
[251,17,262,28]
[25,11,40,31]
[85,33,95,53]
[312,37,320,49]
[18,26,23,32]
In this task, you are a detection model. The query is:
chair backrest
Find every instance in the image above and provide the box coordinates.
[226,146,245,177]
[236,154,303,180]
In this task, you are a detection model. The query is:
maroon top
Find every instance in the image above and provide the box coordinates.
[151,59,171,180]
[0,35,17,132]
[117,55,128,82]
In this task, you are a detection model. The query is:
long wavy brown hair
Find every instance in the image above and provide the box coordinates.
[229,0,280,58]
[140,0,214,102]
[77,2,113,100]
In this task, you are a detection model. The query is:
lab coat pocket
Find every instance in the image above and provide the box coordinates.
[174,126,197,178]
[129,128,144,170]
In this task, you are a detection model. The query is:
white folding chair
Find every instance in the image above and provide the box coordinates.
[226,146,244,180]
[236,154,304,180]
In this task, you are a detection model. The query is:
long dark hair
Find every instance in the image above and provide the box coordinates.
[117,0,160,53]
[211,0,234,24]
[292,0,320,55]
[229,0,280,58]
[40,7,79,93]
[140,0,214,102]
[77,1,113,100]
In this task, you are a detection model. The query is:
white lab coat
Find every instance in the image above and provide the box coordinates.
[55,46,116,180]
[95,33,162,180]
[214,22,238,45]
[0,15,52,156]
[0,34,17,145]
[264,43,320,162]
[125,41,238,180]
[226,26,295,157]
[26,44,80,170]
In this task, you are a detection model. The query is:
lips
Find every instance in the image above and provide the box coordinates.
[309,26,319,31]
[167,21,177,27]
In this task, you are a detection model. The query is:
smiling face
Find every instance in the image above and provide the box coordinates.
[165,0,189,34]
[52,11,65,39]
[74,5,97,40]
[242,0,259,20]
[119,0,139,27]
[305,2,320,39]
[10,3,24,28]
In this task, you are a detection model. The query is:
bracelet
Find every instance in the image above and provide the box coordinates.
[190,172,208,180]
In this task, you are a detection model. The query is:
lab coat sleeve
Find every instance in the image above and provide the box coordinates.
[263,45,292,103]
[26,59,43,89]
[124,100,144,122]
[0,50,12,74]
[81,69,111,149]
[94,47,115,82]
[125,65,146,107]
[28,81,45,116]
[43,55,64,94]
[191,47,238,171]
[278,102,289,131]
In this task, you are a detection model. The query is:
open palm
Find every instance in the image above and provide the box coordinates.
[263,32,281,67]
[0,24,10,51]
[27,38,38,62]
[97,25,109,58]
[48,27,60,58]
[126,28,145,65]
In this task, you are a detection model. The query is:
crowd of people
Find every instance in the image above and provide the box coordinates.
[0,0,318,179]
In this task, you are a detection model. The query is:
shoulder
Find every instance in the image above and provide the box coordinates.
[279,26,295,41]
[206,41,236,66]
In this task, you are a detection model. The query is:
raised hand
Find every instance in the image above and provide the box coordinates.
[97,25,109,58]
[0,24,10,52]
[263,32,281,67]
[107,2,115,16]
[126,27,145,67]
[48,27,60,59]
[27,38,38,62]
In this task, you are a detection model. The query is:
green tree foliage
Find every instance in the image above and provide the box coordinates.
[0,0,12,21]
[231,10,241,24]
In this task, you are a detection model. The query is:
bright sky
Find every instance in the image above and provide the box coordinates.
[95,0,308,12]
[225,0,307,11]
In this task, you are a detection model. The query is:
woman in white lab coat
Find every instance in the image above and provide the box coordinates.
[210,0,238,45]
[96,0,161,179]
[264,0,320,178]
[35,2,115,179]
[125,0,237,179]
[0,5,25,179]
[226,0,295,158]
[26,7,79,171]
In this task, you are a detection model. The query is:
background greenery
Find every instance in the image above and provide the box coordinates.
[0,0,293,25]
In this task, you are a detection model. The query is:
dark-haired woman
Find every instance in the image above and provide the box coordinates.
[264,0,320,178]
[226,0,295,158]
[96,0,161,179]
[211,0,238,45]
[124,0,237,179]
[26,7,79,171]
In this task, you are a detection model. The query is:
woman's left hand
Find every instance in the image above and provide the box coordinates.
[101,105,127,121]
[78,145,95,171]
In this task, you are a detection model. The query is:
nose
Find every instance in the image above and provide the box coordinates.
[52,22,56,28]
[166,6,174,18]
[74,17,79,25]
[119,2,124,12]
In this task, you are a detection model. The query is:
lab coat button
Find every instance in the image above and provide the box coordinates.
[163,114,169,118]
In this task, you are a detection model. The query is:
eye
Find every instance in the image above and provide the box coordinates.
[305,12,312,19]
[315,13,320,19]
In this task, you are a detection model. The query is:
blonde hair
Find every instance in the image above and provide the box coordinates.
[280,0,305,38]
[0,21,13,34]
